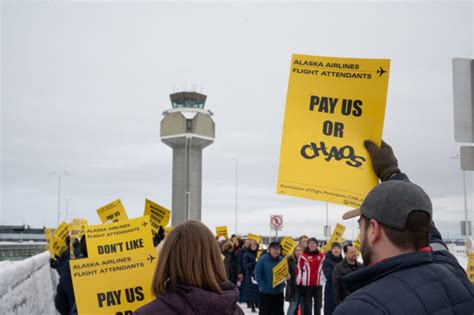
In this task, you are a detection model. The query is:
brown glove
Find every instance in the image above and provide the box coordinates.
[364,140,400,181]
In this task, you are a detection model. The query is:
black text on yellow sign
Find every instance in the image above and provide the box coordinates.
[97,199,129,223]
[86,216,154,258]
[144,199,171,234]
[280,237,297,257]
[277,54,390,207]
[272,258,289,288]
[70,250,158,314]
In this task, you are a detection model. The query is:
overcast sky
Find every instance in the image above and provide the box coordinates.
[2,1,473,240]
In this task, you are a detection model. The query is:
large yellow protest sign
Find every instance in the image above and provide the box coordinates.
[54,221,69,241]
[216,226,229,239]
[97,199,129,223]
[247,233,263,244]
[277,54,390,207]
[272,257,289,288]
[70,248,158,314]
[144,199,171,234]
[281,237,297,257]
[85,216,154,258]
[324,223,346,252]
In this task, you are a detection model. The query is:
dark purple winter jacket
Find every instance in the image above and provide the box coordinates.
[134,281,244,315]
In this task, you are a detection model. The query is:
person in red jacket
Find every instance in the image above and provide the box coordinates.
[296,237,325,315]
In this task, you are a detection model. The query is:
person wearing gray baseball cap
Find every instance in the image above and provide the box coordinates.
[334,140,474,315]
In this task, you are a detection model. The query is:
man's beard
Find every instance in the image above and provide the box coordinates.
[360,230,374,266]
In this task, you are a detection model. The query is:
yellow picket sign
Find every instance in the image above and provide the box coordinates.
[144,199,171,234]
[51,235,68,258]
[215,226,229,239]
[69,219,86,240]
[467,253,474,283]
[247,233,263,244]
[272,257,289,288]
[70,248,158,314]
[257,250,263,261]
[353,234,361,257]
[164,226,174,237]
[324,223,346,252]
[54,221,69,241]
[85,216,154,258]
[97,199,129,223]
[44,228,53,254]
[277,54,390,207]
[281,237,298,257]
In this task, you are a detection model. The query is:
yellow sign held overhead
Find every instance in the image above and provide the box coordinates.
[54,221,69,241]
[144,199,171,234]
[281,237,297,257]
[85,216,154,258]
[272,257,289,288]
[324,223,346,252]
[70,249,158,314]
[215,226,229,240]
[247,233,263,244]
[97,199,128,224]
[277,54,390,207]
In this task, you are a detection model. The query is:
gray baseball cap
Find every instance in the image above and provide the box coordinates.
[342,180,432,230]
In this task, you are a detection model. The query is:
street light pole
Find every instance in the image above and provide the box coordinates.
[450,154,471,256]
[57,175,61,226]
[231,159,239,235]
[49,170,70,226]
[462,170,470,254]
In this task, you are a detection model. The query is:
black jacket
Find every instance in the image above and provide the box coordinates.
[54,250,77,315]
[285,256,298,302]
[332,258,363,305]
[322,252,343,314]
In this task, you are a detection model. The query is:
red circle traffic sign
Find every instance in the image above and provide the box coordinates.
[271,215,283,228]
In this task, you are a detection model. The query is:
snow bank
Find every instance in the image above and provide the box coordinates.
[0,251,58,314]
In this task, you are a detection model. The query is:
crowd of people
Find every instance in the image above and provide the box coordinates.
[214,232,363,315]
[52,140,474,314]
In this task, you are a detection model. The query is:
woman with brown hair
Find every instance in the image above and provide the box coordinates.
[135,220,244,315]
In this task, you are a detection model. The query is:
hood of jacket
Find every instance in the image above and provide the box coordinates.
[137,281,242,315]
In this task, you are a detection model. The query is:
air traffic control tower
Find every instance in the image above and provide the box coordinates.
[160,92,215,225]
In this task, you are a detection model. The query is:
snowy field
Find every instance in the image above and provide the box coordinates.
[0,251,470,315]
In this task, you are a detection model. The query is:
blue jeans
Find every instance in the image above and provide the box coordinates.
[287,291,303,315]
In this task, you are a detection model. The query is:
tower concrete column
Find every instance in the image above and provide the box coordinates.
[160,92,215,226]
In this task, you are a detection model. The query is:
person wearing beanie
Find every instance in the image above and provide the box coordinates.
[296,237,325,315]
[333,140,474,314]
[322,242,343,315]
[255,242,285,315]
